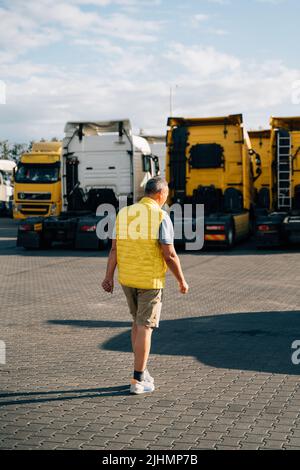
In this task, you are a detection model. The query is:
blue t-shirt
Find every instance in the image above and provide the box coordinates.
[158,210,174,245]
[112,209,174,245]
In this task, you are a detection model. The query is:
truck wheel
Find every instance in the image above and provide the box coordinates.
[226,224,235,249]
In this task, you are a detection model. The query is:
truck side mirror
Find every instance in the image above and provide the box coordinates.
[142,155,151,173]
[152,155,160,176]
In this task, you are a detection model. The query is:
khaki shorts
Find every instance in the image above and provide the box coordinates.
[121,285,163,329]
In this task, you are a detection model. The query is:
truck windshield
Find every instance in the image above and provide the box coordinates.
[15,164,60,183]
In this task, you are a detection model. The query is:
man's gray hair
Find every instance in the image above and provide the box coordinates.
[144,176,168,195]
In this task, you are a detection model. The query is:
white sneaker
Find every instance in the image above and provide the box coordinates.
[130,378,155,395]
[143,369,154,384]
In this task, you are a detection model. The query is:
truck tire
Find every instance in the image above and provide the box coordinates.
[226,223,235,249]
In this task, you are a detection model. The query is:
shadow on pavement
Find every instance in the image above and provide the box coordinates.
[49,320,132,328]
[0,385,131,407]
[49,311,300,376]
[0,244,109,258]
[3,311,299,407]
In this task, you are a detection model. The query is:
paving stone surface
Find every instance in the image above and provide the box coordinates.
[0,217,300,450]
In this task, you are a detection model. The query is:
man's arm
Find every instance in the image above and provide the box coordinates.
[160,243,189,294]
[102,239,117,293]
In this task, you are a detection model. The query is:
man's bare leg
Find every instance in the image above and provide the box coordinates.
[131,322,138,353]
[134,325,153,372]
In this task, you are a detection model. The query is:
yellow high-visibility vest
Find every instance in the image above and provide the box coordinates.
[116,197,167,289]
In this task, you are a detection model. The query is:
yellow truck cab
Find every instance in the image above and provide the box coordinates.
[255,117,300,246]
[13,142,62,219]
[166,114,260,248]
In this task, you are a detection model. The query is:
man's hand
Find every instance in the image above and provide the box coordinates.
[102,239,117,294]
[102,277,114,293]
[160,244,189,294]
[179,279,189,294]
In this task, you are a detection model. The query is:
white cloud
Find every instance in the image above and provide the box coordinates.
[0,1,299,140]
[256,0,286,4]
[69,0,161,5]
[165,44,240,77]
[73,38,123,55]
[0,0,163,59]
[0,6,62,60]
[3,38,300,141]
[206,0,230,4]
[206,28,228,35]
[191,13,210,28]
[194,13,210,22]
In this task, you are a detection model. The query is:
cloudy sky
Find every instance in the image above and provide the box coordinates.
[0,0,300,142]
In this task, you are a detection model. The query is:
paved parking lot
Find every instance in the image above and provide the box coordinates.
[0,217,300,450]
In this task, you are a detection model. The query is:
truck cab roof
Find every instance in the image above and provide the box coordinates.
[64,120,131,136]
[0,159,16,172]
[271,116,300,131]
[20,142,62,164]
[167,114,243,128]
[64,120,151,155]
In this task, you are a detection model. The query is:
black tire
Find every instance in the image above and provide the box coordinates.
[226,223,235,249]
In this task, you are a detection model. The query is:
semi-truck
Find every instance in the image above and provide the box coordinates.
[166,114,260,248]
[13,142,62,219]
[0,159,16,216]
[17,120,159,249]
[255,117,300,247]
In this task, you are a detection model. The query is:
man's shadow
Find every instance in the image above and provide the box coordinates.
[0,385,131,407]
[2,311,299,407]
[50,310,300,376]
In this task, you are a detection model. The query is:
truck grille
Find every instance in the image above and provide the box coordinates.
[20,204,49,215]
[18,192,51,201]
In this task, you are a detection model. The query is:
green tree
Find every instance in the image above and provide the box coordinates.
[10,143,28,162]
[0,140,10,159]
[28,140,34,152]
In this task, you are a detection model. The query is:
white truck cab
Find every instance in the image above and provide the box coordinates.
[62,120,159,211]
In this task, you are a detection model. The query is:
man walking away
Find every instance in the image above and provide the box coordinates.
[102,176,188,394]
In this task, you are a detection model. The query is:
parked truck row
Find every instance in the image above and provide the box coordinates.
[16,120,160,249]
[12,114,300,250]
